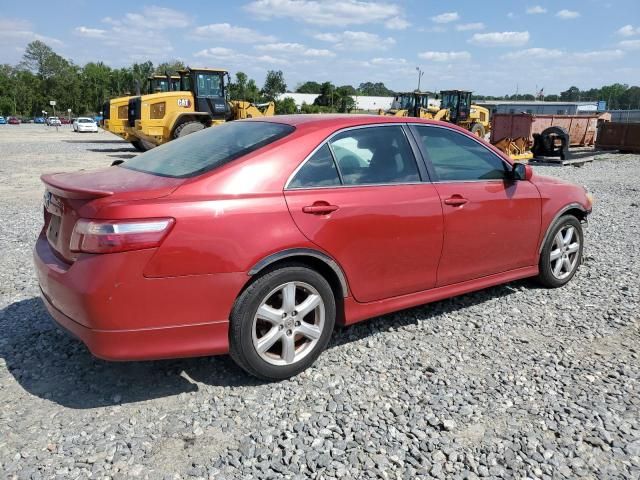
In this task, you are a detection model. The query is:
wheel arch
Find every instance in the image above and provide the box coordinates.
[538,203,588,253]
[170,113,211,137]
[248,248,349,298]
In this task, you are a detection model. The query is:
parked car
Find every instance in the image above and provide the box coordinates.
[8,117,20,125]
[34,116,593,380]
[74,117,99,133]
[34,117,45,124]
[60,117,71,125]
[47,116,61,126]
[0,116,6,125]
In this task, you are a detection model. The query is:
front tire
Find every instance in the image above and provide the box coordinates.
[229,265,336,380]
[173,121,205,139]
[536,215,583,288]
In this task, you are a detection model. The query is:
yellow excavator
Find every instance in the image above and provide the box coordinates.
[380,90,491,138]
[125,67,275,150]
[103,75,181,151]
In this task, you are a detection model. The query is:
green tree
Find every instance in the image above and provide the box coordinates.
[358,81,394,96]
[229,72,261,102]
[262,70,287,102]
[275,97,297,114]
[154,60,186,76]
[295,81,322,94]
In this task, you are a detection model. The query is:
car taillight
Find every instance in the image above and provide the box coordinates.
[70,218,175,254]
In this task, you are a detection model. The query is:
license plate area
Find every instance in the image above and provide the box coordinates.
[46,214,62,246]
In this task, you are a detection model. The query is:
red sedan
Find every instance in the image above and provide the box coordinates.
[34,116,592,379]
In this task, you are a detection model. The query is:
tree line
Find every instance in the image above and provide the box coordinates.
[1,41,639,117]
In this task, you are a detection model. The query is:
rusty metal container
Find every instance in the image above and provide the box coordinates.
[491,113,609,147]
[596,122,640,153]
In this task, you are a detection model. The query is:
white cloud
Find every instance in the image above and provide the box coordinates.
[503,48,563,60]
[194,47,236,58]
[256,42,335,57]
[431,12,459,24]
[456,22,484,31]
[469,31,530,47]
[619,39,640,49]
[0,18,64,51]
[195,47,289,65]
[122,6,191,29]
[573,49,624,60]
[74,26,107,39]
[617,25,640,37]
[245,0,400,27]
[418,51,471,62]
[192,23,276,43]
[369,57,407,66]
[385,16,410,30]
[313,31,395,50]
[556,9,580,19]
[526,6,547,14]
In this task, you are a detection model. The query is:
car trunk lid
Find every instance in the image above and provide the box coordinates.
[41,166,183,262]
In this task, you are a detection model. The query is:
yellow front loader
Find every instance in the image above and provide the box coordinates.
[380,90,491,138]
[103,75,181,151]
[125,67,275,150]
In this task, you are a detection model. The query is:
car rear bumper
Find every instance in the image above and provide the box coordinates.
[33,232,246,360]
[41,290,230,360]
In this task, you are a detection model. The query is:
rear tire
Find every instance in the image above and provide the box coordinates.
[471,123,485,138]
[229,265,336,380]
[536,215,583,288]
[173,121,205,139]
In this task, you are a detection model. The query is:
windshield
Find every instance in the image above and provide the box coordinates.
[441,93,458,111]
[78,118,93,123]
[122,121,295,178]
[395,94,415,110]
[196,72,223,97]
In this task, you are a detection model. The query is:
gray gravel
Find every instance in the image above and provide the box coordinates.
[1,124,639,479]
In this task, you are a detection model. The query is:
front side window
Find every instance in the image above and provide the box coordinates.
[289,144,341,188]
[196,73,222,97]
[122,121,294,178]
[329,126,420,185]
[415,126,508,181]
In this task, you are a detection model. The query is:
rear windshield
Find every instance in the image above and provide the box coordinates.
[122,121,295,178]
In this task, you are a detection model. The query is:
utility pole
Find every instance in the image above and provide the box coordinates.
[416,67,424,92]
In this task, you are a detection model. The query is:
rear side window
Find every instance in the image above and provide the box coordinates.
[329,126,419,185]
[122,121,295,178]
[289,144,341,188]
[415,126,508,181]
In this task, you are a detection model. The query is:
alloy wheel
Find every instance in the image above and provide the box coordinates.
[550,225,580,280]
[251,281,325,366]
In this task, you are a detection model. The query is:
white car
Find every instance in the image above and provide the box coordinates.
[74,117,98,133]
[47,116,62,127]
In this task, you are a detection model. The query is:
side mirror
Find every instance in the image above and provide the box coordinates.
[512,162,533,181]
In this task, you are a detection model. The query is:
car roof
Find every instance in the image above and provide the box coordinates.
[249,114,460,133]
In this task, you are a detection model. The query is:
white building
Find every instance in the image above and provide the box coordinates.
[277,92,394,112]
[476,100,600,115]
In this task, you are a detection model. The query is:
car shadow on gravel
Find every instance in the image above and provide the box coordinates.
[0,298,263,409]
[1,282,525,409]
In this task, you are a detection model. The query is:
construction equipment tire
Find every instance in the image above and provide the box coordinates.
[174,121,205,139]
[471,123,485,138]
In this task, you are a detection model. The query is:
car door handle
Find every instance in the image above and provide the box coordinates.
[302,202,339,215]
[444,195,468,206]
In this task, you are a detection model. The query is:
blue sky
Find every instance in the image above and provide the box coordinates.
[1,0,639,96]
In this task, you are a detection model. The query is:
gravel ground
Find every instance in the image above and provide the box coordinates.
[1,124,639,479]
